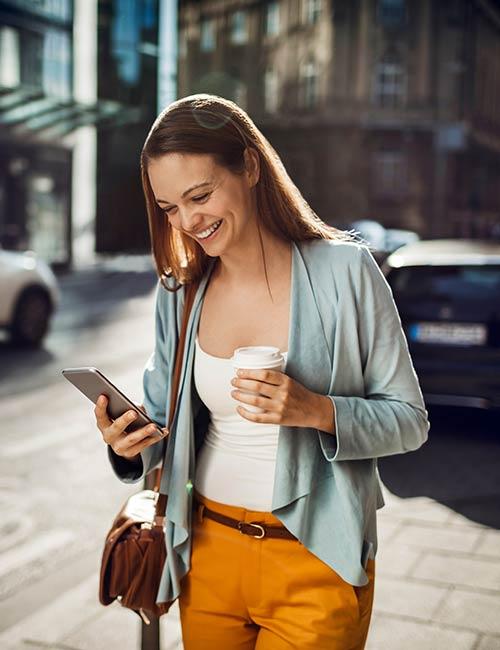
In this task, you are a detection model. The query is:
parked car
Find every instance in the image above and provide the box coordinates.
[0,247,59,346]
[383,239,500,410]
[350,219,420,264]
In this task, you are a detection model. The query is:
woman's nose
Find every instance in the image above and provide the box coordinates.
[178,206,203,234]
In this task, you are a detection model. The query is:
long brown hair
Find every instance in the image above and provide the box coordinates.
[140,94,351,292]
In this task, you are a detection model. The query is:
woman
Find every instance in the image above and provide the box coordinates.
[95,94,429,649]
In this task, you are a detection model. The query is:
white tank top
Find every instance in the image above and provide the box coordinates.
[193,336,288,511]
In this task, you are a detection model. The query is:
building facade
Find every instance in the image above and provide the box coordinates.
[95,0,161,255]
[0,0,167,268]
[177,0,500,239]
[0,0,76,266]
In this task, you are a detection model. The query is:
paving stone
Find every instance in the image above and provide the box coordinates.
[376,518,402,544]
[63,603,183,650]
[412,552,500,591]
[403,502,456,525]
[379,495,453,525]
[0,574,102,647]
[365,615,478,650]
[376,543,422,578]
[475,529,500,559]
[434,589,500,635]
[160,602,184,650]
[446,510,487,529]
[0,572,183,650]
[373,576,448,620]
[391,522,482,554]
[62,605,140,650]
[476,634,500,650]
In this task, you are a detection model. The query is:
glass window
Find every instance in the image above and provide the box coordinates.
[111,0,141,86]
[264,68,279,113]
[43,29,71,100]
[20,30,44,90]
[265,2,280,36]
[372,151,408,197]
[373,60,406,108]
[141,0,157,29]
[303,0,321,25]
[6,0,72,22]
[26,171,68,264]
[378,0,407,27]
[200,17,216,52]
[389,265,500,309]
[234,80,247,109]
[0,27,21,88]
[300,59,318,108]
[179,28,187,58]
[230,10,248,45]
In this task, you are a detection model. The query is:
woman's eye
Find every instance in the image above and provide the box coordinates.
[193,193,210,202]
[160,192,210,215]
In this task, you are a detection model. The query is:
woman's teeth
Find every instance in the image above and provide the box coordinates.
[196,219,222,240]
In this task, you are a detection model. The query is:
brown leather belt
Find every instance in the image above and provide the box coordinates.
[196,503,297,540]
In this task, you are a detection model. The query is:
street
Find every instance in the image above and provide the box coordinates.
[0,259,184,648]
[0,260,499,649]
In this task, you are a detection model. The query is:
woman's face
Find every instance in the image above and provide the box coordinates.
[147,150,259,256]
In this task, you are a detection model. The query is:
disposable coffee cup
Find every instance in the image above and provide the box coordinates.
[231,346,286,414]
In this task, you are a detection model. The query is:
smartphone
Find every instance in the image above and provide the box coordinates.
[62,366,164,437]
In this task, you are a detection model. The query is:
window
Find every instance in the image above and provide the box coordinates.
[7,0,72,22]
[377,0,406,27]
[178,28,187,58]
[300,59,318,108]
[200,17,216,52]
[0,27,20,88]
[43,29,71,100]
[234,80,247,109]
[389,265,500,312]
[372,151,408,197]
[20,30,44,90]
[264,68,279,113]
[265,2,280,36]
[303,0,321,25]
[373,60,406,108]
[230,10,248,45]
[111,0,141,85]
[141,0,157,29]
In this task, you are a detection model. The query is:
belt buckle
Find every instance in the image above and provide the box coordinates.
[238,521,266,539]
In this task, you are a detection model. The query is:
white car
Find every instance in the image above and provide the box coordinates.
[0,247,59,346]
[349,220,420,264]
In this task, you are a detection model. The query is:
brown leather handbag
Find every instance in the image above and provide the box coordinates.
[99,281,198,625]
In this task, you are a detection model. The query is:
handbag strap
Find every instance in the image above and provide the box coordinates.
[152,280,200,516]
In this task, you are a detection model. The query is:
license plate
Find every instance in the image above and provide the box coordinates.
[408,322,487,346]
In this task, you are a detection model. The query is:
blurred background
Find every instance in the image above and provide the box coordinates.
[1,1,500,649]
[1,0,500,268]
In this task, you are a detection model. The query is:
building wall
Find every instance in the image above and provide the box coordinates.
[95,0,161,254]
[0,0,75,266]
[178,0,500,238]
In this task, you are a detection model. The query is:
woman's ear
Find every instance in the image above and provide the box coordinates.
[244,148,260,188]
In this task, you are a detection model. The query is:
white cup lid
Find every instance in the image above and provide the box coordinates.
[232,346,284,369]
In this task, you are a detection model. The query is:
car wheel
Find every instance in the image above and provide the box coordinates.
[10,288,52,347]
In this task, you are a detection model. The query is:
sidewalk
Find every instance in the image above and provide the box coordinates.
[1,485,498,650]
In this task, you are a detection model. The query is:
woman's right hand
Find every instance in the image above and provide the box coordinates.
[94,394,167,463]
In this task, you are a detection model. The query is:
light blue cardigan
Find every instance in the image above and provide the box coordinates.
[108,239,429,601]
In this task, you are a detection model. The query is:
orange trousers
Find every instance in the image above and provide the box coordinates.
[178,493,375,649]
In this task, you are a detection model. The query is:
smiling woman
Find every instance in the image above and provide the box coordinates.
[147,150,253,251]
[99,93,429,650]
[140,94,347,293]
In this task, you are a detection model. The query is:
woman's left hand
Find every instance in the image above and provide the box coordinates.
[230,369,334,432]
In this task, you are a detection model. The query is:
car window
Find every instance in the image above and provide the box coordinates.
[388,265,500,304]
